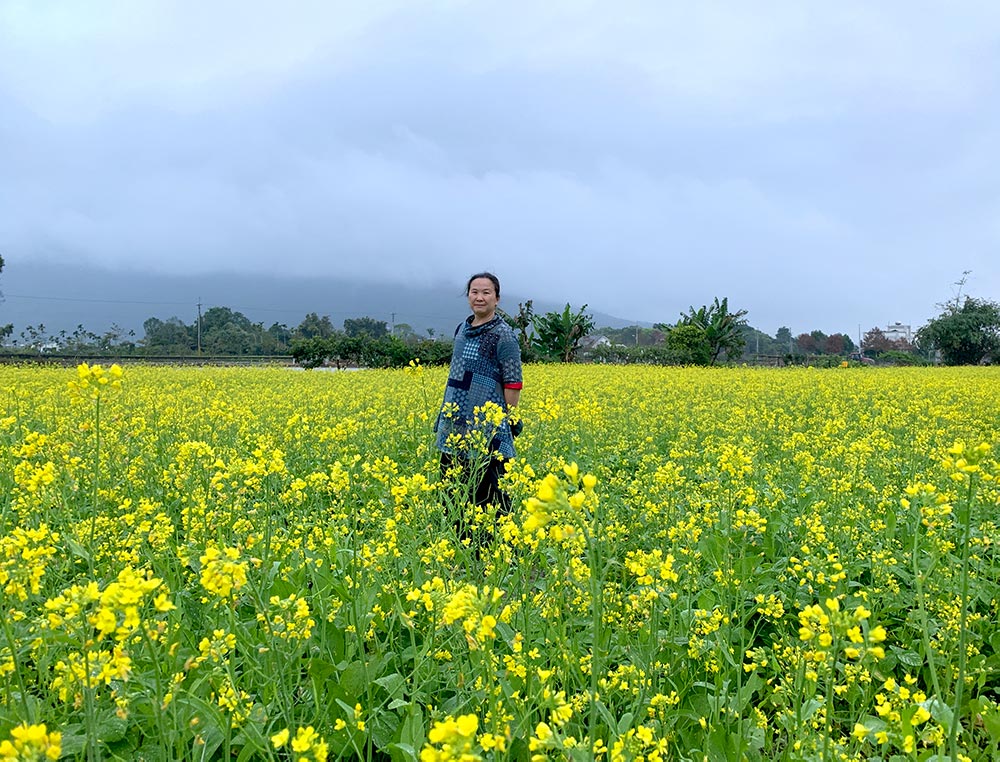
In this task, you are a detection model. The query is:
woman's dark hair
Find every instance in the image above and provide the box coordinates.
[466,272,501,296]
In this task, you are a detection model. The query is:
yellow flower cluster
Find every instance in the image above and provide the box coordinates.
[420,714,481,762]
[195,628,237,666]
[625,548,679,588]
[44,566,172,641]
[259,593,315,641]
[754,593,785,621]
[271,726,329,762]
[474,400,507,430]
[51,646,133,703]
[11,461,57,497]
[0,723,61,762]
[214,676,254,727]
[608,723,671,762]
[95,567,172,639]
[854,675,941,754]
[198,545,249,600]
[521,464,598,542]
[942,441,992,481]
[0,524,60,600]
[67,362,123,398]
[406,578,507,649]
[797,599,886,681]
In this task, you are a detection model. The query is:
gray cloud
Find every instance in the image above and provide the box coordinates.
[1,1,998,334]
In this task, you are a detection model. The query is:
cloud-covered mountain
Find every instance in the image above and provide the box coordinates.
[2,261,640,341]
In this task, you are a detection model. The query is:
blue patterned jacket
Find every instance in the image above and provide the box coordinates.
[434,315,523,459]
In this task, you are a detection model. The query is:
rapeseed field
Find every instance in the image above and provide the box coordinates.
[0,363,997,761]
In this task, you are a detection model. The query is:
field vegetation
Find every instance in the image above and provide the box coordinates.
[0,363,998,761]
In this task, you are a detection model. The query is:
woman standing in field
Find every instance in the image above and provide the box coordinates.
[435,272,523,538]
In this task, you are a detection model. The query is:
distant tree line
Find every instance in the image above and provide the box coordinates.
[586,280,998,367]
[1,271,996,366]
[916,275,1000,365]
[0,307,458,369]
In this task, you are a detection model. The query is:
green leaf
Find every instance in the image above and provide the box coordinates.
[56,726,88,758]
[924,696,955,734]
[335,698,358,717]
[231,709,269,757]
[307,656,339,681]
[884,505,897,536]
[800,698,823,722]
[697,589,718,610]
[616,712,634,734]
[339,660,368,701]
[171,693,228,758]
[375,672,407,700]
[990,629,1000,654]
[66,537,92,562]
[96,714,128,743]
[737,673,764,711]
[593,699,618,732]
[400,703,425,751]
[982,711,1000,743]
[237,741,268,762]
[371,710,402,751]
[128,744,171,762]
[388,742,419,762]
[893,648,923,668]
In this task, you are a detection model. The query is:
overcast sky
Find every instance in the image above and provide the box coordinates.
[2,1,998,334]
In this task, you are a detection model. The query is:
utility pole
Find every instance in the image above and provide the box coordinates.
[391,312,396,335]
[197,297,203,354]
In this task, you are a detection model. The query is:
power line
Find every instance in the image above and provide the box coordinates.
[5,293,193,307]
[4,292,459,322]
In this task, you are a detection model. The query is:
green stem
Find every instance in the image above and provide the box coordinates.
[786,655,808,762]
[949,476,976,761]
[346,506,374,762]
[140,626,172,753]
[823,636,838,762]
[82,645,100,762]
[910,501,944,703]
[88,395,101,576]
[583,502,604,753]
[0,608,31,719]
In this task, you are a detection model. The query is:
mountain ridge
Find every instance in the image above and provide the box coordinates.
[2,261,644,341]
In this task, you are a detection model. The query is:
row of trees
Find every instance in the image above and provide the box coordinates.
[503,297,751,366]
[288,302,602,369]
[917,295,1000,365]
[587,291,1000,367]
[599,324,859,360]
[1,309,421,357]
[2,259,997,365]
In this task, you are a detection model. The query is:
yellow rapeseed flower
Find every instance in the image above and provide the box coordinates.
[0,723,61,761]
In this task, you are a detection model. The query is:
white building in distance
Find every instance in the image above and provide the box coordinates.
[884,322,912,343]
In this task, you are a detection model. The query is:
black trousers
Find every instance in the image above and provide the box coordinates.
[439,451,513,515]
[440,452,512,551]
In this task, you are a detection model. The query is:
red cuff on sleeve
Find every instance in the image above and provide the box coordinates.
[503,382,523,390]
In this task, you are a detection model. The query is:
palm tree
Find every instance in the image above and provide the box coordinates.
[532,304,595,363]
[680,297,749,365]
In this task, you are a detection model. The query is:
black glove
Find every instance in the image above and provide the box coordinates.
[510,418,523,437]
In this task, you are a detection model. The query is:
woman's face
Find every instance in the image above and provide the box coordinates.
[467,277,499,322]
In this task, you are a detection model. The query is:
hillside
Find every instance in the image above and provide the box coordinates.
[2,261,640,341]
